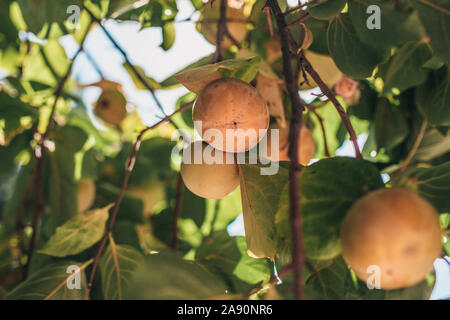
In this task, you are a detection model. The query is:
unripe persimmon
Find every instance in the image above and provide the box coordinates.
[261,124,315,165]
[341,188,442,290]
[193,78,269,153]
[180,141,239,199]
[77,179,96,213]
[94,90,127,126]
[198,0,248,49]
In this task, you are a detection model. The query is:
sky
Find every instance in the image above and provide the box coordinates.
[57,0,449,300]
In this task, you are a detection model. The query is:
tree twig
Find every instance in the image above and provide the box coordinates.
[212,0,227,63]
[266,0,306,300]
[171,173,184,250]
[84,100,194,299]
[21,22,92,279]
[300,52,363,159]
[84,7,169,119]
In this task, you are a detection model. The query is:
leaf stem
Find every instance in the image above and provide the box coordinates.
[300,53,363,159]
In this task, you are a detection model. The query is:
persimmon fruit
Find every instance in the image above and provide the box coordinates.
[340,188,442,290]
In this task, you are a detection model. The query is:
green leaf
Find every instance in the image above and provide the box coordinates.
[348,0,426,48]
[160,22,175,51]
[379,40,432,94]
[4,260,90,300]
[96,182,144,224]
[302,255,433,300]
[412,0,450,65]
[304,19,330,55]
[47,126,88,232]
[122,62,161,90]
[392,162,450,213]
[356,279,434,300]
[308,0,346,20]
[219,56,262,83]
[327,14,389,79]
[0,91,38,141]
[159,54,215,89]
[239,162,289,259]
[99,238,144,300]
[276,157,384,261]
[17,0,75,35]
[416,67,450,126]
[2,159,35,231]
[304,256,358,299]
[0,130,32,175]
[124,252,227,299]
[129,137,177,186]
[180,186,206,228]
[38,204,112,257]
[196,231,272,293]
[174,56,261,93]
[414,127,450,161]
[374,98,409,151]
[205,188,242,233]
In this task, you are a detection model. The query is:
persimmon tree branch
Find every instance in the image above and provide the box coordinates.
[299,52,363,159]
[84,100,194,299]
[20,22,92,279]
[212,0,227,63]
[266,0,307,300]
[84,7,168,118]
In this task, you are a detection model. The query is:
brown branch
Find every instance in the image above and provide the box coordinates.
[212,0,227,63]
[84,7,169,120]
[300,52,363,159]
[171,173,184,250]
[21,22,92,279]
[305,104,330,157]
[84,100,194,299]
[267,0,306,300]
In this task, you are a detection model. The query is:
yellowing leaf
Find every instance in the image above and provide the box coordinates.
[38,204,112,257]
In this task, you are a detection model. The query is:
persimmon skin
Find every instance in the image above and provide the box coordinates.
[180,141,239,199]
[261,124,316,165]
[77,179,96,213]
[193,78,269,153]
[341,188,442,290]
[95,90,127,126]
